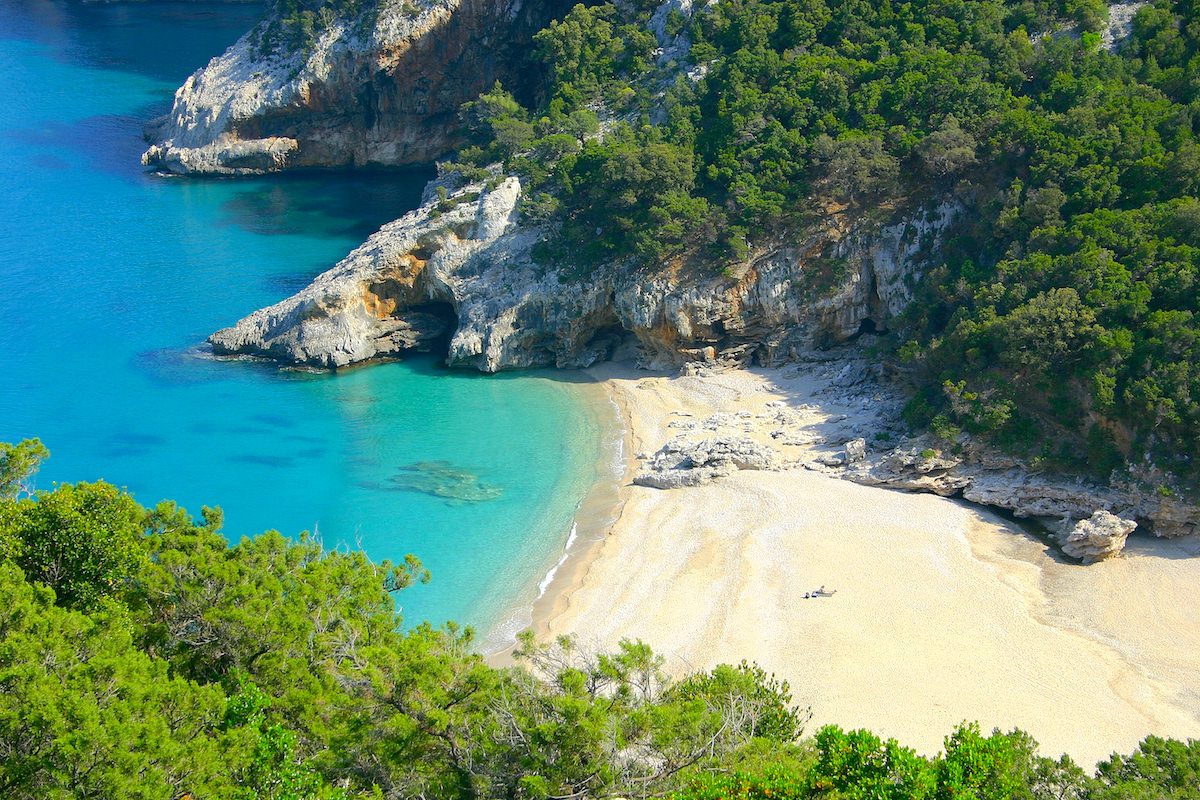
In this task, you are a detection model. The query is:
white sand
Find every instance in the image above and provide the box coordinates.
[534,362,1200,767]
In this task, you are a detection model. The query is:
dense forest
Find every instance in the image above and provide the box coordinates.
[449,0,1200,487]
[2,437,1198,799]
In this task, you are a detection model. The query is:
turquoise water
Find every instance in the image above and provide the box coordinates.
[0,0,607,641]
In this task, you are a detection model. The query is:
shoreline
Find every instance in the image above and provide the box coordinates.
[480,373,629,659]
[525,360,1200,767]
[516,370,641,653]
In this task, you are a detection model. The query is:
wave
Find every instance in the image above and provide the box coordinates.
[481,383,627,655]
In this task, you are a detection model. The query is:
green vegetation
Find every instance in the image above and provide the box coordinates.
[2,438,1199,798]
[453,0,1200,483]
[254,0,379,56]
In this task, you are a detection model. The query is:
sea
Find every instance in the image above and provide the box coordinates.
[0,0,615,646]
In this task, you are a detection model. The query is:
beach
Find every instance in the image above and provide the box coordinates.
[530,360,1200,768]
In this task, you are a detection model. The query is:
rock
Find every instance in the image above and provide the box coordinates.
[210,176,546,369]
[211,171,964,373]
[1132,494,1200,539]
[1059,511,1138,564]
[962,474,1116,521]
[839,433,1200,560]
[634,436,780,488]
[816,452,846,467]
[844,437,867,463]
[1102,2,1148,52]
[847,445,965,493]
[143,0,575,174]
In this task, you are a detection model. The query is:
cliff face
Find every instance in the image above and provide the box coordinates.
[143,0,571,174]
[209,176,960,372]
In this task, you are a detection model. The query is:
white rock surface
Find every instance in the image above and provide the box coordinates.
[143,0,568,173]
[635,435,782,488]
[210,175,961,372]
[1060,510,1139,563]
[1102,2,1148,51]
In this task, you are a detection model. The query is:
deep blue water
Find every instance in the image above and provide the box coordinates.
[0,0,607,641]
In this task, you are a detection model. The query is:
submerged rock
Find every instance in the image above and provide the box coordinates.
[389,460,501,503]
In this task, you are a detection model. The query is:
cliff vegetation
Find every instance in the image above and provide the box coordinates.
[445,0,1200,486]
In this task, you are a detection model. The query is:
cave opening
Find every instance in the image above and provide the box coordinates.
[582,323,630,364]
[406,300,458,359]
[852,317,889,339]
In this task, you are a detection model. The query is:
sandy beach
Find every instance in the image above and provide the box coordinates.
[530,360,1200,768]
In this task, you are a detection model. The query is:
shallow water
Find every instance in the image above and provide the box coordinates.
[0,0,607,637]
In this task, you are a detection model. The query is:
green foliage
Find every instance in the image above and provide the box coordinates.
[2,441,1200,797]
[260,0,370,57]
[533,3,656,106]
[0,438,48,501]
[0,481,145,610]
[808,725,936,798]
[936,722,1085,800]
[0,562,235,800]
[675,765,812,800]
[668,660,810,743]
[1092,736,1200,798]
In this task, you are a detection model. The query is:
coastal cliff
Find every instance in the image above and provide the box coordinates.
[142,0,571,173]
[210,174,960,371]
[209,176,1200,549]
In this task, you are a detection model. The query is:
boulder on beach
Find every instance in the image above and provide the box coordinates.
[1059,510,1138,564]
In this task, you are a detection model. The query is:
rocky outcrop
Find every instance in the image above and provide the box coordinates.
[208,174,961,371]
[1102,2,1148,51]
[143,0,571,174]
[635,435,781,489]
[834,433,1199,560]
[1058,511,1138,563]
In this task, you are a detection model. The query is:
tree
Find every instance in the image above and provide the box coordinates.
[460,82,533,160]
[810,134,900,204]
[808,725,935,798]
[917,116,978,178]
[0,563,235,800]
[1092,735,1200,799]
[0,481,145,610]
[0,438,48,501]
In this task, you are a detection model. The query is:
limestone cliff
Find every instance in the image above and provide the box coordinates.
[209,174,960,372]
[143,0,570,174]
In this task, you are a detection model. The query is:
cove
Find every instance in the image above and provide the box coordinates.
[0,0,608,643]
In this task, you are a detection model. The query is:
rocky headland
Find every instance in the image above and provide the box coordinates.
[208,172,1198,560]
[142,0,573,174]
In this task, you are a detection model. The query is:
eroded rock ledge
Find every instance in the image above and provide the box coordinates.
[210,174,961,371]
[143,0,572,174]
